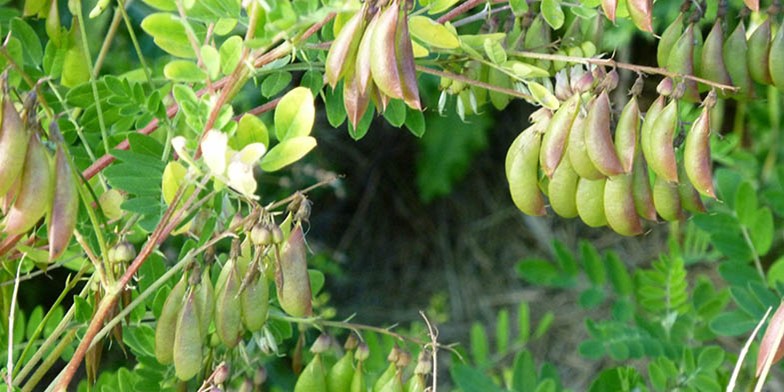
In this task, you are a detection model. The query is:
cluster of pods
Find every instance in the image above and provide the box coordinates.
[294,335,431,392]
[325,0,421,128]
[506,69,717,236]
[0,89,78,261]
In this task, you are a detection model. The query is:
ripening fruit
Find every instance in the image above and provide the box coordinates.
[576,177,608,228]
[155,276,187,365]
[548,156,579,218]
[0,92,29,197]
[585,90,623,176]
[294,354,327,392]
[653,176,683,221]
[327,349,355,392]
[3,133,53,235]
[540,94,579,177]
[215,259,243,348]
[173,290,204,381]
[325,8,366,88]
[48,144,79,261]
[277,224,313,317]
[241,270,269,332]
[604,174,643,236]
[647,99,679,183]
[747,18,772,85]
[370,2,404,100]
[684,105,715,198]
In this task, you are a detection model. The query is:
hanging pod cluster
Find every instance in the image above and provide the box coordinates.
[325,0,421,128]
[506,69,718,236]
[293,336,432,392]
[657,4,784,98]
[601,0,654,32]
[0,90,79,261]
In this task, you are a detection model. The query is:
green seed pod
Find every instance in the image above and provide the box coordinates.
[632,150,657,221]
[379,370,404,392]
[699,20,732,88]
[604,173,643,236]
[640,95,664,168]
[653,175,684,221]
[627,0,653,32]
[0,91,29,197]
[657,13,684,68]
[666,24,700,102]
[373,363,398,392]
[678,164,706,213]
[250,223,272,246]
[155,276,187,365]
[506,127,546,216]
[576,177,608,227]
[48,144,79,261]
[215,259,243,348]
[356,12,380,94]
[325,8,366,88]
[327,349,355,392]
[614,96,640,173]
[488,67,512,110]
[548,156,580,218]
[395,7,421,110]
[747,18,772,85]
[173,289,203,381]
[344,72,373,129]
[277,225,313,317]
[567,112,604,180]
[240,270,269,332]
[370,3,404,100]
[196,268,215,340]
[684,105,715,198]
[724,20,754,97]
[294,354,327,392]
[540,94,579,177]
[769,20,784,91]
[351,361,367,392]
[648,99,679,183]
[45,0,61,45]
[3,133,53,235]
[585,90,624,176]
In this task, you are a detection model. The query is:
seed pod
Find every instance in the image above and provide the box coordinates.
[155,276,187,365]
[632,150,657,221]
[48,144,79,261]
[174,289,203,381]
[0,95,29,197]
[395,6,421,110]
[724,20,754,97]
[652,176,684,221]
[325,8,366,88]
[4,133,53,235]
[568,111,604,180]
[601,0,617,22]
[277,224,313,317]
[215,259,242,348]
[506,127,546,216]
[699,20,732,88]
[747,18,772,85]
[327,349,355,392]
[627,0,653,32]
[548,156,579,218]
[343,74,373,129]
[640,95,664,167]
[378,370,403,392]
[684,105,715,198]
[769,21,784,91]
[649,98,679,182]
[196,267,215,340]
[370,2,404,100]
[240,270,269,332]
[295,354,327,392]
[756,301,784,377]
[351,359,367,392]
[604,174,643,236]
[373,359,398,392]
[614,96,640,173]
[540,94,579,177]
[45,0,61,45]
[585,90,624,176]
[657,13,684,68]
[356,12,380,94]
[666,24,700,102]
[745,0,759,11]
[678,165,706,213]
[576,177,608,227]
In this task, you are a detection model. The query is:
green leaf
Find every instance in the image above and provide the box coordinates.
[509,0,529,16]
[163,60,207,83]
[348,104,374,140]
[697,346,724,370]
[580,241,606,285]
[533,312,554,339]
[231,114,269,150]
[450,364,502,392]
[261,71,292,98]
[735,181,757,225]
[300,70,323,95]
[605,251,633,296]
[274,87,315,141]
[260,136,317,172]
[124,325,156,358]
[511,350,537,392]
[534,379,556,392]
[579,286,606,309]
[405,108,426,137]
[552,240,578,276]
[383,99,407,127]
[517,301,530,345]
[74,297,93,323]
[200,45,220,80]
[709,310,756,336]
[141,13,204,58]
[409,16,460,49]
[588,367,645,392]
[527,81,560,110]
[128,133,164,158]
[749,207,773,256]
[496,309,509,354]
[219,35,243,75]
[541,0,565,29]
[26,306,43,340]
[11,18,42,67]
[427,0,461,13]
[715,168,742,208]
[483,38,507,64]
[324,85,346,128]
[767,255,784,287]
[469,322,489,365]
[142,0,176,11]
[516,259,561,286]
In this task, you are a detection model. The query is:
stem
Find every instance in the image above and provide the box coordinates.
[74,7,111,155]
[6,255,24,387]
[22,330,78,392]
[92,5,123,77]
[415,65,534,100]
[437,0,504,23]
[741,226,766,282]
[117,0,154,88]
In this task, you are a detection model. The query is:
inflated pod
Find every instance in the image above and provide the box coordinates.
[173,289,203,381]
[640,96,664,173]
[155,276,187,365]
[506,127,546,216]
[568,111,604,180]
[356,12,380,94]
[395,5,421,110]
[327,350,355,392]
[626,0,653,32]
[540,94,579,177]
[747,18,772,85]
[294,354,327,392]
[601,0,617,22]
[548,156,580,218]
[604,174,643,236]
[195,268,215,340]
[724,20,754,97]
[666,24,700,102]
[277,224,313,317]
[769,21,784,91]
[576,177,608,227]
[653,176,684,221]
[344,73,373,129]
[325,8,366,88]
[684,105,716,197]
[370,2,404,100]
[657,13,684,68]
[0,94,29,197]
[699,19,732,88]
[614,96,640,173]
[648,99,679,183]
[632,150,658,221]
[48,144,79,261]
[215,259,243,348]
[3,133,53,235]
[678,165,706,213]
[585,90,624,176]
[240,269,269,332]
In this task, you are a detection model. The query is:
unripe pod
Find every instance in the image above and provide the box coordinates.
[108,241,135,264]
[632,150,657,221]
[585,90,624,176]
[327,349,355,392]
[250,223,272,246]
[626,0,653,32]
[567,112,604,180]
[601,0,617,22]
[747,18,772,85]
[155,276,187,365]
[684,105,715,198]
[678,165,707,213]
[344,71,373,129]
[215,259,243,347]
[653,176,684,221]
[647,99,679,183]
[724,20,754,97]
[356,12,380,94]
[576,177,608,228]
[173,289,203,381]
[195,267,215,340]
[240,270,269,332]
[395,5,421,110]
[699,20,732,88]
[0,95,29,197]
[640,96,664,168]
[604,173,643,236]
[3,133,53,235]
[548,156,579,218]
[507,126,545,216]
[657,13,684,69]
[379,370,403,392]
[277,224,313,317]
[48,145,79,261]
[271,225,284,244]
[540,94,579,177]
[614,96,640,173]
[666,24,699,102]
[373,361,398,392]
[294,354,327,392]
[769,21,784,91]
[325,8,366,88]
[351,360,367,392]
[370,2,404,100]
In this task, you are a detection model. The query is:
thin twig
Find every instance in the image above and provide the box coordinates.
[6,255,24,390]
[728,306,771,392]
[420,311,439,392]
[415,65,534,100]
